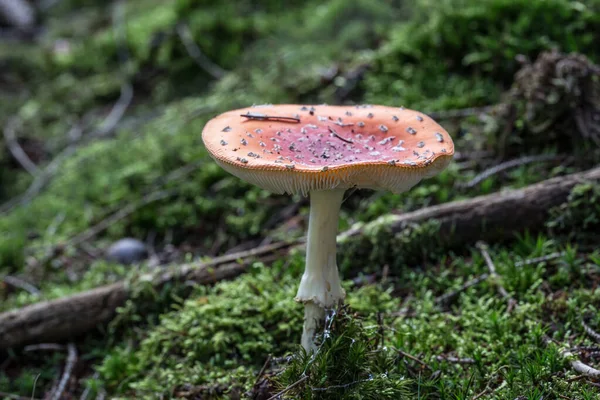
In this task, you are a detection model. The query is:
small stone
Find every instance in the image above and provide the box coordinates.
[106,238,148,265]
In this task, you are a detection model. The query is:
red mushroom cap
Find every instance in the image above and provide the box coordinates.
[202,104,454,195]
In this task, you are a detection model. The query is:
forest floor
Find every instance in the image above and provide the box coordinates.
[1,0,600,399]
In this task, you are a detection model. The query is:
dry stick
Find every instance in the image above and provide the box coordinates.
[49,343,77,400]
[545,336,600,379]
[476,241,517,313]
[0,128,80,214]
[79,372,99,400]
[2,275,40,296]
[515,251,566,267]
[3,117,39,176]
[69,190,175,247]
[253,355,272,387]
[24,343,64,352]
[176,23,227,79]
[266,375,309,400]
[0,239,298,349]
[393,347,432,370]
[435,355,475,364]
[582,319,600,343]
[435,273,489,306]
[427,105,499,120]
[562,349,600,378]
[1,166,600,349]
[457,154,564,189]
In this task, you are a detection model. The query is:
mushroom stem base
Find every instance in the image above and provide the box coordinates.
[295,188,346,352]
[301,302,326,353]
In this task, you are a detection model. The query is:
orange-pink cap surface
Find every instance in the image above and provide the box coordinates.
[202,104,454,195]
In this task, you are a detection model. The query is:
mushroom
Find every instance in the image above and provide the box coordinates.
[202,104,455,352]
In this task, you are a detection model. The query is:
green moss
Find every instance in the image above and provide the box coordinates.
[99,259,303,396]
[363,0,600,109]
[547,182,600,240]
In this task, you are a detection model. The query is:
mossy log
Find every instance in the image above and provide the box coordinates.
[1,166,599,350]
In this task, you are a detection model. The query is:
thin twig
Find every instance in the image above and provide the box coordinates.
[50,343,77,400]
[545,336,600,378]
[0,392,35,400]
[267,375,309,400]
[253,355,272,387]
[427,105,498,120]
[2,275,40,296]
[435,274,489,306]
[435,355,475,364]
[582,318,600,343]
[328,126,354,143]
[176,23,227,79]
[94,83,133,138]
[472,379,506,400]
[477,241,516,312]
[31,373,41,399]
[310,377,374,391]
[457,154,564,189]
[79,372,99,400]
[241,112,300,123]
[3,117,39,176]
[24,343,64,352]
[392,347,432,370]
[69,190,175,247]
[514,251,566,267]
[0,135,79,214]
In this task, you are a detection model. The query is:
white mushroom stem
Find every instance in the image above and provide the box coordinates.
[295,188,346,352]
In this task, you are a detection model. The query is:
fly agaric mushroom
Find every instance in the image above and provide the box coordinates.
[202,104,454,352]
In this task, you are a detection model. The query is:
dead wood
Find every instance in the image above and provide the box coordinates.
[0,166,599,350]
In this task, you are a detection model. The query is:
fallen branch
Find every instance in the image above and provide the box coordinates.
[340,166,600,246]
[1,167,599,349]
[0,240,298,349]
